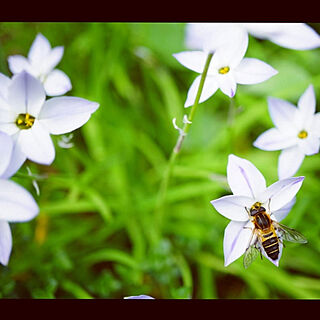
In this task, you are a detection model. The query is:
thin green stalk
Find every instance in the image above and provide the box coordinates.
[155,52,214,235]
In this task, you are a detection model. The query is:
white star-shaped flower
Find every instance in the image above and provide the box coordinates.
[174,31,278,107]
[210,155,304,267]
[186,23,320,51]
[0,71,99,178]
[8,33,72,96]
[253,85,320,179]
[0,131,39,265]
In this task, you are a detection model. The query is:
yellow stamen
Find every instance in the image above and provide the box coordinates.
[16,113,35,129]
[218,66,230,74]
[298,130,308,139]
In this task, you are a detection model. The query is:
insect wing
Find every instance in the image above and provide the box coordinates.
[243,244,260,269]
[274,222,307,244]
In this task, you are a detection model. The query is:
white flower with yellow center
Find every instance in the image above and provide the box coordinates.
[8,33,72,96]
[210,155,304,267]
[0,71,99,178]
[0,131,39,265]
[253,85,320,179]
[173,29,278,107]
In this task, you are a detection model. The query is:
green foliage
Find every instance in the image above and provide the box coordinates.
[1,22,320,299]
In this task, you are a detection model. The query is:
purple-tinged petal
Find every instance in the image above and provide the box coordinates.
[0,132,13,177]
[223,220,253,267]
[124,295,155,299]
[278,146,305,179]
[0,220,12,266]
[262,176,304,212]
[217,73,237,98]
[7,71,46,117]
[0,135,27,179]
[227,154,266,198]
[272,197,296,222]
[0,73,11,99]
[253,128,298,151]
[211,194,252,222]
[0,178,39,222]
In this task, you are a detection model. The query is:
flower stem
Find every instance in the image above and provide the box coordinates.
[155,52,214,235]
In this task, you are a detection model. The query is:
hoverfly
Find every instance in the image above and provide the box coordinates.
[243,200,307,269]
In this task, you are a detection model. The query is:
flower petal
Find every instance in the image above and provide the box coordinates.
[296,85,316,129]
[0,220,12,266]
[217,73,237,98]
[253,128,298,151]
[0,107,19,135]
[227,154,266,198]
[44,69,72,96]
[298,135,320,155]
[173,51,208,73]
[311,113,320,137]
[7,55,34,75]
[234,58,278,84]
[0,134,27,179]
[262,176,304,212]
[267,97,298,134]
[185,23,247,54]
[278,146,305,179]
[272,197,296,222]
[0,132,13,177]
[19,120,55,165]
[223,220,253,267]
[124,295,155,299]
[249,23,320,50]
[40,46,64,75]
[28,33,52,65]
[210,29,248,68]
[38,96,99,135]
[0,178,39,222]
[211,195,252,222]
[184,75,218,108]
[0,73,11,98]
[7,71,46,117]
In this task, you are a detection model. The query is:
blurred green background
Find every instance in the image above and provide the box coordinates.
[1,22,320,299]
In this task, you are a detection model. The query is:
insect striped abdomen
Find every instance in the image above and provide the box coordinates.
[262,235,279,260]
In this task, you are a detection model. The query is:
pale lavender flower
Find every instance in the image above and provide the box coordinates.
[253,85,320,179]
[8,33,72,96]
[174,30,277,107]
[210,155,304,267]
[0,71,99,177]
